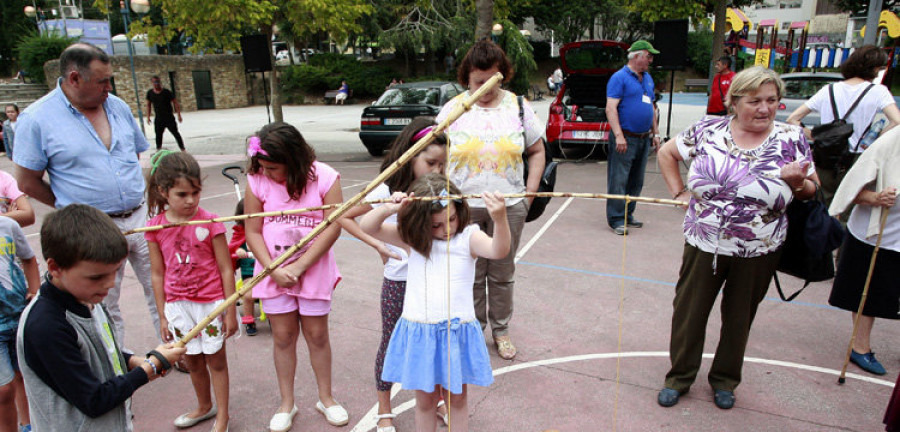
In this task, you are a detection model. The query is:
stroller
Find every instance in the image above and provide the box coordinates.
[222,165,266,334]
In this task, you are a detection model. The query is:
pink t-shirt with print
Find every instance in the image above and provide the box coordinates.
[145,207,227,303]
[0,170,24,214]
[248,161,341,300]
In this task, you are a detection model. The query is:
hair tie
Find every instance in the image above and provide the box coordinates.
[150,150,176,176]
[412,126,435,143]
[247,136,268,158]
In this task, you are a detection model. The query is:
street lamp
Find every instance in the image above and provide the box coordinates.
[491,23,503,43]
[120,0,148,135]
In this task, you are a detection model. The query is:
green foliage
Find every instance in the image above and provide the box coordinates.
[493,19,537,95]
[513,0,600,44]
[0,0,34,75]
[15,32,77,83]
[280,55,397,100]
[687,30,713,76]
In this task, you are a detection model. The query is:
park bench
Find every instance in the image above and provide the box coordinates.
[324,89,353,104]
[684,79,709,93]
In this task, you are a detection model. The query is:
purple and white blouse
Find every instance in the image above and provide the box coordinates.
[675,116,814,260]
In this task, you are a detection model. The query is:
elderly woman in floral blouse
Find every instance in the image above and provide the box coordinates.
[655,67,820,410]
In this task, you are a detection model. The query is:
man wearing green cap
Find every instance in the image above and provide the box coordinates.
[604,40,661,235]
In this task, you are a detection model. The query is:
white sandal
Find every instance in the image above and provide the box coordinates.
[436,400,449,426]
[375,413,397,432]
[316,400,350,426]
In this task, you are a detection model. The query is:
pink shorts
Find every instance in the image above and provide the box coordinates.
[261,293,331,316]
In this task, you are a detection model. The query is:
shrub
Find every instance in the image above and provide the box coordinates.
[686,30,713,77]
[280,54,397,99]
[16,33,76,83]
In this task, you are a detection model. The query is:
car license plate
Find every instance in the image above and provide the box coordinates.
[384,118,412,126]
[573,130,606,140]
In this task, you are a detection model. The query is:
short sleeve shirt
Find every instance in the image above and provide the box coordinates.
[146,88,175,119]
[607,66,655,133]
[13,81,150,212]
[145,207,226,303]
[436,90,544,208]
[0,170,25,214]
[805,82,896,152]
[0,216,35,331]
[367,183,409,281]
[248,161,342,300]
[676,116,814,257]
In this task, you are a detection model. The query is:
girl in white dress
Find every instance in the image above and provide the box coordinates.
[361,174,510,432]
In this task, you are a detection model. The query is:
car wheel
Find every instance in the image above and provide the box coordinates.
[364,143,384,157]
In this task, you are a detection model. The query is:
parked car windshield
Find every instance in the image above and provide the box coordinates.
[783,77,840,99]
[375,88,441,106]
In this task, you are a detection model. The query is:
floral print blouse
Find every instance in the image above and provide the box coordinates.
[675,116,814,260]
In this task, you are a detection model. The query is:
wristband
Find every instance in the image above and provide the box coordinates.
[146,350,172,373]
[143,358,158,376]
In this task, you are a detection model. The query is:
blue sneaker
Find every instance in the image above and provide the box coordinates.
[19,424,32,432]
[850,350,887,375]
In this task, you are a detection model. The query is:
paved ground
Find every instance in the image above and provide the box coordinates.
[4,96,896,431]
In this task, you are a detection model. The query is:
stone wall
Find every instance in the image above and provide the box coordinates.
[44,54,250,114]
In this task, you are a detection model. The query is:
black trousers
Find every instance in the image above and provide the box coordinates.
[154,116,184,150]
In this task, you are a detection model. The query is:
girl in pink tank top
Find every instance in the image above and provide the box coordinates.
[243,123,348,431]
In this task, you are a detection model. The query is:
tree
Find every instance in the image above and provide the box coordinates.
[833,0,898,16]
[475,0,493,40]
[114,0,372,121]
[1,0,35,76]
[380,0,471,75]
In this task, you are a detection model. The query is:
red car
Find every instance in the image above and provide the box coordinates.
[545,40,629,159]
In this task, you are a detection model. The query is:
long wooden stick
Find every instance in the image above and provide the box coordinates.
[175,72,506,347]
[125,192,688,235]
[837,209,890,384]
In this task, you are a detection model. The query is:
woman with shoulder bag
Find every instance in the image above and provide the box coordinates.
[656,67,820,410]
[786,45,900,206]
[434,39,546,360]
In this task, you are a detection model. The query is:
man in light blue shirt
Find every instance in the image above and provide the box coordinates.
[13,43,160,346]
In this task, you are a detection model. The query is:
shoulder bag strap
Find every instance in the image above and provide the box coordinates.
[828,84,840,120]
[518,95,526,153]
[840,83,875,120]
[773,273,811,302]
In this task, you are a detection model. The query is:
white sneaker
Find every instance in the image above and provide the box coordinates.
[269,405,298,432]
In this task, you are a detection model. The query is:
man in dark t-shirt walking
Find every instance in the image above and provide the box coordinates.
[145,75,185,151]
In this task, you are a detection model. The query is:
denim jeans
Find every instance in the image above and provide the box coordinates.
[606,134,651,228]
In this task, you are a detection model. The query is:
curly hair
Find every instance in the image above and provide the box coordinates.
[840,45,888,80]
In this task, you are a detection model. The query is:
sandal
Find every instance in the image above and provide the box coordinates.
[436,400,449,426]
[495,336,517,360]
[269,405,298,432]
[375,413,397,432]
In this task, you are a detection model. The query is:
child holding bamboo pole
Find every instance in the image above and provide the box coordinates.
[145,151,237,432]
[243,123,347,431]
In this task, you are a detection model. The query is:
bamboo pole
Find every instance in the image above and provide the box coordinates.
[126,192,688,236]
[837,208,890,384]
[175,72,506,347]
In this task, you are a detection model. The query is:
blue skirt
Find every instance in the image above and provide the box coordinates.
[381,317,493,394]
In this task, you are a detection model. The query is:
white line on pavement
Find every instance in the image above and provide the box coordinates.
[515,197,573,263]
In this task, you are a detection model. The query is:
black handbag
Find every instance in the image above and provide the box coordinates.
[773,186,846,301]
[810,84,874,170]
[518,95,558,222]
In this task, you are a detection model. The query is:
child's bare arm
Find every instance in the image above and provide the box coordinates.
[469,192,510,259]
[212,233,238,337]
[339,203,401,262]
[360,195,407,251]
[147,241,171,342]
[21,256,39,300]
[243,187,271,267]
[4,196,35,227]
